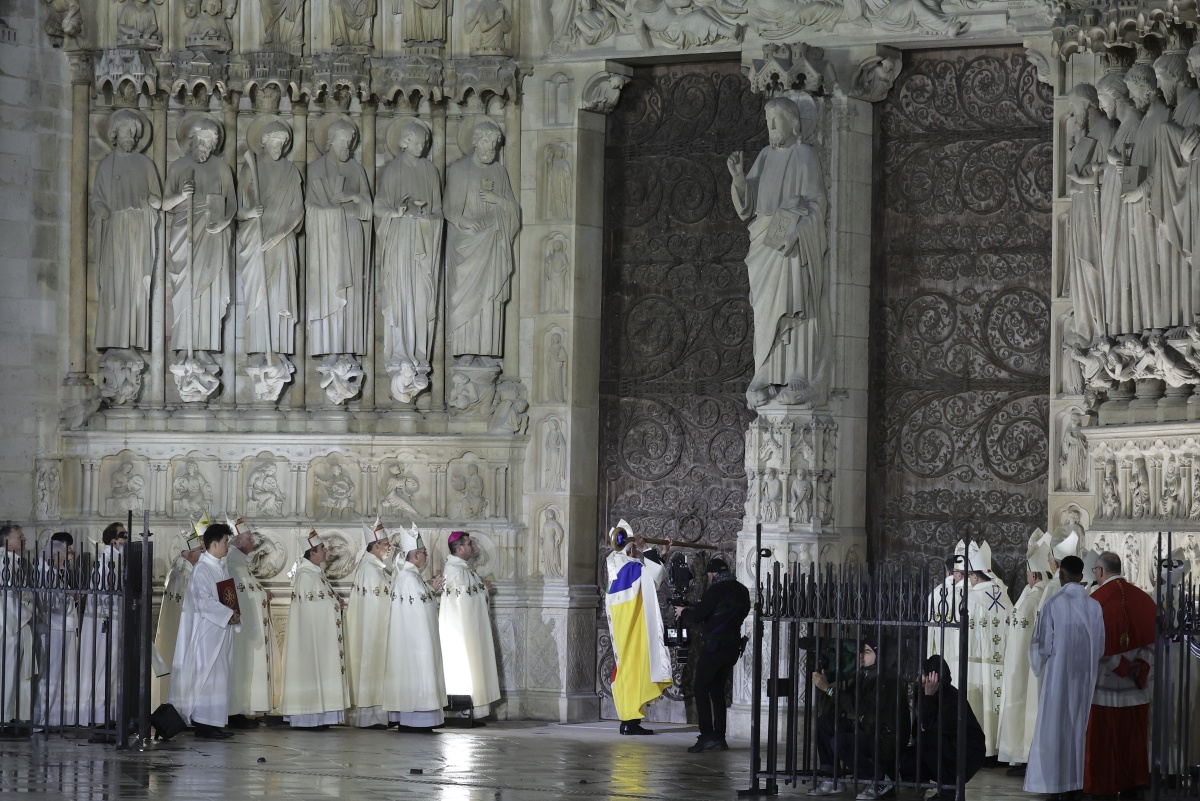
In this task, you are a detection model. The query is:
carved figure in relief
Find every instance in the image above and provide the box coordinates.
[465,0,512,54]
[1102,459,1120,519]
[1147,332,1198,386]
[1191,456,1200,520]
[629,0,743,50]
[248,530,286,578]
[445,120,520,362]
[1094,336,1135,383]
[173,460,213,516]
[448,371,481,410]
[98,348,147,406]
[546,332,568,403]
[1117,334,1160,380]
[542,237,570,313]
[581,70,629,113]
[745,468,758,517]
[489,380,529,434]
[543,142,573,221]
[451,464,487,518]
[760,467,782,522]
[748,0,842,41]
[816,468,833,524]
[332,0,376,48]
[854,0,967,37]
[1145,51,1200,330]
[36,464,61,520]
[399,0,445,43]
[1130,457,1150,519]
[1058,411,1088,492]
[851,55,900,103]
[247,462,286,517]
[43,0,84,46]
[1162,456,1183,519]
[184,0,237,51]
[239,118,304,402]
[380,463,421,519]
[108,461,145,512]
[315,463,356,518]
[376,120,443,404]
[729,95,828,408]
[308,119,372,401]
[93,110,161,354]
[262,0,304,46]
[540,508,564,578]
[163,117,235,366]
[790,469,812,521]
[1063,84,1113,344]
[117,0,162,43]
[543,418,567,491]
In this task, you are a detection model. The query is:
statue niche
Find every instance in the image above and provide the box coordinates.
[728,93,829,409]
[376,119,444,404]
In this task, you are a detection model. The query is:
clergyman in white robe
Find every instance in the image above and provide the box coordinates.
[169,546,239,732]
[1024,575,1105,794]
[966,572,1012,757]
[225,535,275,719]
[279,533,349,728]
[78,542,124,726]
[34,542,78,726]
[153,541,199,708]
[1,539,33,724]
[384,528,446,728]
[345,537,393,727]
[439,533,500,717]
[996,575,1046,766]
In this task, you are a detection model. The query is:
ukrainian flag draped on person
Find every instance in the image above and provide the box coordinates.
[604,520,673,721]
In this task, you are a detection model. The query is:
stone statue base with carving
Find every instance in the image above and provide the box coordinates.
[170,351,221,403]
[317,354,364,405]
[99,348,147,407]
[246,353,296,404]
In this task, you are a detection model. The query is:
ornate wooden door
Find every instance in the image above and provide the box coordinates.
[597,61,763,717]
[869,48,1054,580]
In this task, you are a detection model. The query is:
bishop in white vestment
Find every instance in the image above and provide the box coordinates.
[384,526,447,728]
[279,531,349,728]
[345,523,393,727]
[1024,557,1105,795]
[996,531,1051,768]
[169,523,240,738]
[1,525,33,725]
[964,542,1012,758]
[439,532,500,717]
[34,536,78,726]
[78,523,128,726]
[225,518,275,720]
[153,533,201,707]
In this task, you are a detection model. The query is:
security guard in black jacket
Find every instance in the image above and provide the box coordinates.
[674,557,751,752]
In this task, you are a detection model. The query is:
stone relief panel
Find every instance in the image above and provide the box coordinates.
[247,527,288,579]
[171,456,217,517]
[538,503,565,579]
[870,48,1054,581]
[539,140,573,221]
[320,530,357,579]
[540,416,567,492]
[310,454,359,519]
[1090,437,1200,524]
[378,457,426,522]
[448,452,490,519]
[527,612,564,691]
[35,460,62,521]
[244,455,289,517]
[540,232,571,314]
[103,454,148,516]
[541,326,568,405]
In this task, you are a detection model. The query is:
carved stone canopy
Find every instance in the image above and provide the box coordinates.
[746,43,834,98]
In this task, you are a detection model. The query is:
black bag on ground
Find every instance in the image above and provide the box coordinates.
[151,703,186,741]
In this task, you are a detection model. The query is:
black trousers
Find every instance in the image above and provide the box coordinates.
[692,643,740,738]
[815,713,879,780]
[898,737,979,796]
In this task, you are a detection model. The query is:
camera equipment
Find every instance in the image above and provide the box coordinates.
[665,552,694,662]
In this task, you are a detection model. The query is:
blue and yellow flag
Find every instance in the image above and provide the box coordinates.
[605,528,673,721]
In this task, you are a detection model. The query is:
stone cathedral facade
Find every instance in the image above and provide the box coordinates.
[2,0,1196,727]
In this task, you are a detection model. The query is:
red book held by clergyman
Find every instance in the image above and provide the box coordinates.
[216,578,240,616]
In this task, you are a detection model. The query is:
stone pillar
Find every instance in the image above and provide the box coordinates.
[147,94,169,411]
[361,98,378,411]
[290,98,310,411]
[65,53,93,386]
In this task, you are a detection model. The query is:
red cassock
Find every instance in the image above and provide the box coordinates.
[1084,577,1157,796]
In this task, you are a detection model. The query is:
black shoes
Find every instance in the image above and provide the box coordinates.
[619,721,654,735]
[194,724,233,740]
[227,715,260,729]
[687,736,728,753]
[1005,764,1027,777]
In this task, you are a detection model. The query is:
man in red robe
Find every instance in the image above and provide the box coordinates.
[1084,551,1157,797]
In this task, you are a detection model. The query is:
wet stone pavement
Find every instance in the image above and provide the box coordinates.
[0,722,1029,801]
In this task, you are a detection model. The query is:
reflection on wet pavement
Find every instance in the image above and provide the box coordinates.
[0,722,1027,800]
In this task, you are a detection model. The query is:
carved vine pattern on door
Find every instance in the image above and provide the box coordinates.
[597,63,762,708]
[870,48,1053,582]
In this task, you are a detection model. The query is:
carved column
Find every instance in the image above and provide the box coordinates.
[148,93,169,410]
[219,461,240,512]
[65,53,93,385]
[290,97,309,410]
[220,90,242,406]
[289,463,309,517]
[149,460,170,514]
[82,460,101,516]
[360,462,378,511]
[430,464,445,517]
[362,98,378,410]
[492,464,508,519]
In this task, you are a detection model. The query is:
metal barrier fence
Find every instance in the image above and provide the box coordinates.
[1152,533,1200,800]
[0,513,153,749]
[741,535,970,799]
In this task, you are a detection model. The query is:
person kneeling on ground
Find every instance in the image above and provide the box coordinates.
[898,654,986,801]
